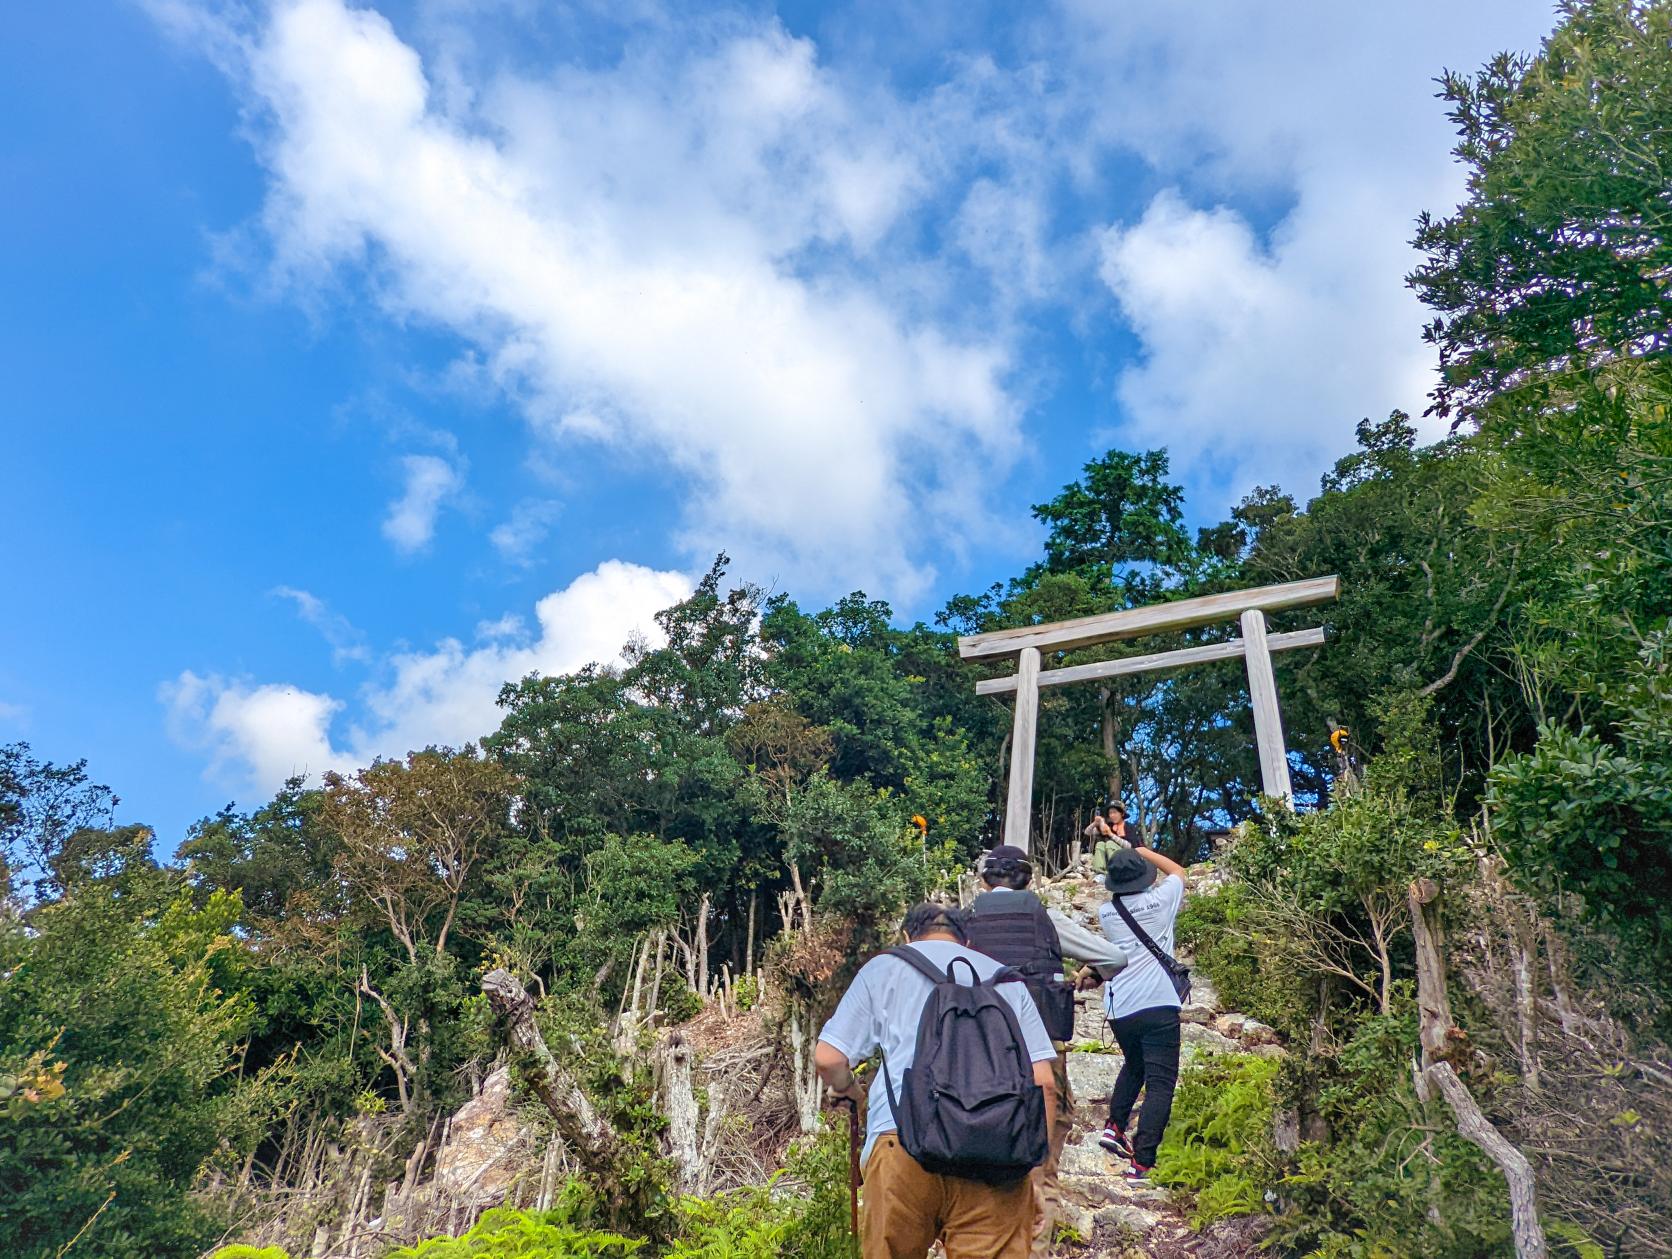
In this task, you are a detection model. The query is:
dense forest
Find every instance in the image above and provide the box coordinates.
[3,2,1669,1256]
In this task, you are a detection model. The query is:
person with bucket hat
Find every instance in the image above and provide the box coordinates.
[964,845,1128,1255]
[1095,844,1189,1179]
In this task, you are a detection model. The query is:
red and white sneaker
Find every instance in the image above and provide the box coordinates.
[1098,1126,1134,1158]
[1121,1163,1152,1180]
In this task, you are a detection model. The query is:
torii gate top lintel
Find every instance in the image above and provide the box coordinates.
[956,574,1339,662]
[967,574,1340,855]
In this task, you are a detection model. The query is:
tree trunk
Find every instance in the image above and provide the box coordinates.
[1408,882,1547,1259]
[481,969,629,1185]
[1509,906,1541,1091]
[787,1003,822,1133]
[1409,878,1455,1064]
[1420,1062,1548,1259]
[660,1032,702,1192]
[1100,690,1122,802]
[745,889,757,977]
[695,891,711,996]
[1127,749,1149,842]
[645,931,665,1015]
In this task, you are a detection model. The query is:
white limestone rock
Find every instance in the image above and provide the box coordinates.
[431,1068,533,1207]
[1066,1049,1125,1102]
[1179,1022,1243,1059]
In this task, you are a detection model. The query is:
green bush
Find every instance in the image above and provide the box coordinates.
[1273,1009,1515,1259]
[1153,1053,1280,1226]
[732,974,759,1011]
[667,1185,792,1258]
[209,1248,292,1259]
[1176,884,1315,1041]
[1488,634,1672,1019]
[775,1125,853,1259]
[360,1130,852,1259]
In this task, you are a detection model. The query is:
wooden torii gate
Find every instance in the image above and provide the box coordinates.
[959,575,1340,854]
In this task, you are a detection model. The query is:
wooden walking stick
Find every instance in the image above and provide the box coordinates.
[840,1096,861,1258]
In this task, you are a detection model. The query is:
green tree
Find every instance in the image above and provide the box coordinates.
[1411,0,1672,421]
[1488,633,1672,981]
[1,742,118,906]
[0,878,255,1257]
[176,778,337,926]
[782,774,930,942]
[1242,414,1531,803]
[321,746,515,1114]
[760,593,925,787]
[1028,448,1194,595]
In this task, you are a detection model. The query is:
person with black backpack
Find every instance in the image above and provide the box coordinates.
[815,902,1059,1258]
[963,845,1128,1256]
[1095,843,1190,1180]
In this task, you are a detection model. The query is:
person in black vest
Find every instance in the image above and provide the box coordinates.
[965,845,1128,1256]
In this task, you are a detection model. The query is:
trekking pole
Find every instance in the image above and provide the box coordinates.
[840,1097,861,1259]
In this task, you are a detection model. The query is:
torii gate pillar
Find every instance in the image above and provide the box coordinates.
[1240,609,1294,802]
[1002,647,1041,851]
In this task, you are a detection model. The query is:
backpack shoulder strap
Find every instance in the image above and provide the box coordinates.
[886,945,1025,987]
[1110,895,1180,971]
[885,945,951,986]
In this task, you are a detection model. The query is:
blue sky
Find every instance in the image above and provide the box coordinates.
[1,0,1554,845]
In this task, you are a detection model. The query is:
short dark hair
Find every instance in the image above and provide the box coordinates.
[980,859,1032,891]
[901,902,967,943]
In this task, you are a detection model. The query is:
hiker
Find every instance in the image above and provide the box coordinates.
[1085,799,1143,875]
[815,902,1059,1259]
[1095,844,1189,1180]
[964,845,1128,1256]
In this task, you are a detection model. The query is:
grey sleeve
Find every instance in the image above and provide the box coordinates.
[1048,908,1128,978]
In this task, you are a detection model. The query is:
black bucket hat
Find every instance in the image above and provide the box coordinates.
[1103,848,1157,895]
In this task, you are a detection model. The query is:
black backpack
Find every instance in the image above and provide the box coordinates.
[965,889,1077,1041]
[879,946,1048,1186]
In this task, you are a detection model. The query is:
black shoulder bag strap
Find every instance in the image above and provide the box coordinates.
[1109,895,1192,1002]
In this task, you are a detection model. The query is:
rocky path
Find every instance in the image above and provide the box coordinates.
[1040,870,1279,1258]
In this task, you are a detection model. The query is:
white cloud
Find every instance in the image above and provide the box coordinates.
[488,499,561,567]
[162,673,347,791]
[272,585,369,664]
[1066,1,1554,498]
[382,453,463,554]
[164,559,691,795]
[1097,188,1433,492]
[181,0,1019,599]
[153,0,1557,562]
[0,700,27,726]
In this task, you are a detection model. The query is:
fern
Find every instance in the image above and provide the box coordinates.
[1152,1053,1281,1226]
[385,1206,643,1258]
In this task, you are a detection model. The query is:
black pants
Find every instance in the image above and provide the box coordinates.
[1106,1005,1181,1167]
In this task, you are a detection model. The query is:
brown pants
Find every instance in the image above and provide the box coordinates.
[1028,1049,1074,1256]
[861,1134,1034,1259]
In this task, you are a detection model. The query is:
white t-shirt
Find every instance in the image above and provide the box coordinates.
[1098,873,1186,1020]
[817,940,1057,1163]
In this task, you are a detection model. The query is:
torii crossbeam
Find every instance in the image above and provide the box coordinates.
[960,575,1339,854]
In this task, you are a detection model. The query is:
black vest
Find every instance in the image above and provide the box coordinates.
[966,890,1075,1041]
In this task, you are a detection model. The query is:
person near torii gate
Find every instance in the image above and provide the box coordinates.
[1085,797,1145,875]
